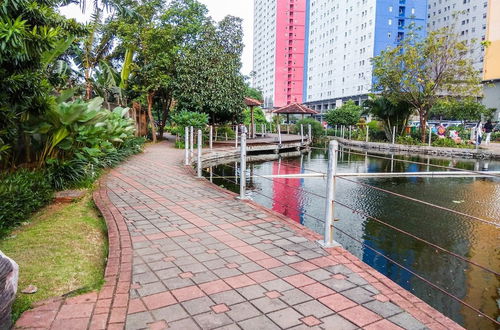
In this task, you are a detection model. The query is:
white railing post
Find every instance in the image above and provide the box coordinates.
[335,125,338,137]
[190,126,194,159]
[278,124,282,145]
[261,123,264,136]
[197,129,202,178]
[184,126,189,165]
[366,125,369,143]
[320,140,340,247]
[235,125,239,148]
[392,126,396,145]
[239,133,247,199]
[349,126,352,140]
[341,126,345,139]
[300,124,304,144]
[209,125,213,149]
[308,124,312,143]
[428,127,432,147]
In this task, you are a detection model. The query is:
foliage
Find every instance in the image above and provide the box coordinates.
[0,170,53,235]
[325,101,362,127]
[243,107,267,126]
[0,0,85,166]
[372,26,482,142]
[432,138,473,149]
[396,135,422,145]
[215,125,236,140]
[173,16,246,123]
[431,98,493,122]
[245,85,263,101]
[293,118,324,139]
[364,96,414,140]
[170,111,209,136]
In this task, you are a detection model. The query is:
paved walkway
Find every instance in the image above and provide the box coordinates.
[16,141,462,330]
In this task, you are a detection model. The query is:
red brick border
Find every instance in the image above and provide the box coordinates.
[15,180,133,329]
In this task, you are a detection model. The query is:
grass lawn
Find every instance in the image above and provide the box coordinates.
[0,192,107,321]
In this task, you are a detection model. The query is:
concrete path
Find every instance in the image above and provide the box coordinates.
[16,141,462,330]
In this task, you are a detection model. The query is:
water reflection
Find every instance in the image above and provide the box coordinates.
[204,149,500,329]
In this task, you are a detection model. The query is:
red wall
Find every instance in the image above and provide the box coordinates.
[274,0,306,107]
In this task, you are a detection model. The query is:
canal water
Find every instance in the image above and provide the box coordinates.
[203,147,500,329]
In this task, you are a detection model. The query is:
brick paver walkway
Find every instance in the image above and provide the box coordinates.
[16,141,462,330]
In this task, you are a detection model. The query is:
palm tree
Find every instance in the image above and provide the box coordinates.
[363,96,414,140]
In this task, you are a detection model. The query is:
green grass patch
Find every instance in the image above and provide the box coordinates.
[0,192,108,321]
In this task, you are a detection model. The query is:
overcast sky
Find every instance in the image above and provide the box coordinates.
[59,0,254,76]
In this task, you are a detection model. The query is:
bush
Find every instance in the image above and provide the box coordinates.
[325,101,362,126]
[293,118,324,139]
[432,138,473,148]
[215,125,235,140]
[170,111,209,136]
[0,170,53,235]
[397,135,421,145]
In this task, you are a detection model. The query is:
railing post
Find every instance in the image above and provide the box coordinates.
[428,127,432,147]
[235,125,239,148]
[184,126,189,165]
[300,124,304,144]
[209,125,213,149]
[349,126,352,140]
[366,126,369,143]
[335,125,338,137]
[319,140,340,247]
[392,126,396,145]
[197,129,202,178]
[308,124,312,143]
[341,126,345,139]
[239,133,247,199]
[261,123,264,136]
[278,124,282,145]
[190,126,194,159]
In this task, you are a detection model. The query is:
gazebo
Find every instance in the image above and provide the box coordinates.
[244,97,263,138]
[272,103,319,124]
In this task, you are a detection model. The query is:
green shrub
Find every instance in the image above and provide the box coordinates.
[170,111,209,136]
[215,125,235,140]
[397,135,421,145]
[293,118,324,139]
[325,101,362,126]
[431,138,473,148]
[0,170,53,235]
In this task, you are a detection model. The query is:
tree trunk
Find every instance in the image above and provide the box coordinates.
[158,95,172,140]
[147,91,157,143]
[419,109,428,143]
[250,107,255,138]
[84,67,92,100]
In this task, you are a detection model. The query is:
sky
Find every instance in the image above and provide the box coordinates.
[59,0,254,76]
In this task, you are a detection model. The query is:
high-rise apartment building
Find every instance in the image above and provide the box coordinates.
[483,0,500,119]
[427,0,489,73]
[252,0,307,108]
[303,0,427,113]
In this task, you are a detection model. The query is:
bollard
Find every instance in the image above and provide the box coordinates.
[239,133,248,199]
[190,126,194,159]
[300,124,304,144]
[392,126,396,145]
[278,124,282,145]
[366,126,369,143]
[308,124,312,143]
[209,125,213,149]
[235,125,239,148]
[184,126,189,165]
[197,129,202,178]
[428,127,432,146]
[319,140,340,247]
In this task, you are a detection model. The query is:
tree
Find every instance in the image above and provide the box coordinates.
[173,16,246,123]
[245,85,263,101]
[372,26,482,142]
[364,96,414,140]
[325,101,362,127]
[243,107,267,126]
[431,98,492,122]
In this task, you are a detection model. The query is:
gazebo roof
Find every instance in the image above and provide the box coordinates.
[272,103,319,115]
[244,97,262,107]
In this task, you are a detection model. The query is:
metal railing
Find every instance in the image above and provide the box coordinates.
[185,132,499,327]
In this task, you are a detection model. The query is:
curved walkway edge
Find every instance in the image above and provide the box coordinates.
[15,141,463,330]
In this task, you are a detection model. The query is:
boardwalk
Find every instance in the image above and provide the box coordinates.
[16,140,462,330]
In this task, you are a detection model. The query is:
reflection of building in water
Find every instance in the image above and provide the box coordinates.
[272,160,303,223]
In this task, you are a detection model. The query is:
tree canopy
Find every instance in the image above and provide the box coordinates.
[371,26,482,141]
[325,101,362,127]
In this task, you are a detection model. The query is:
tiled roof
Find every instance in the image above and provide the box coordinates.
[244,97,262,107]
[272,103,319,114]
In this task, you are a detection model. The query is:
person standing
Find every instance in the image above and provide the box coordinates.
[484,120,493,145]
[475,121,483,145]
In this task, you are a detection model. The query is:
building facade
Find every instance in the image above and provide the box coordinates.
[253,0,307,108]
[482,0,500,119]
[302,0,427,114]
[427,0,489,74]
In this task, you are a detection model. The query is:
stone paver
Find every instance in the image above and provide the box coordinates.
[15,140,464,330]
